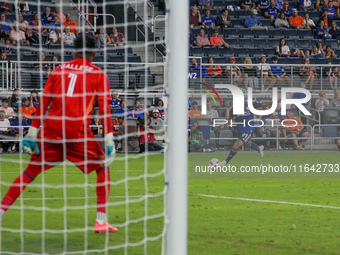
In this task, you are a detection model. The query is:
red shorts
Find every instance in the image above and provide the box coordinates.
[25,135,105,176]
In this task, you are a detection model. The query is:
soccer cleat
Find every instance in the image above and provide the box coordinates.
[259,145,264,158]
[94,221,119,233]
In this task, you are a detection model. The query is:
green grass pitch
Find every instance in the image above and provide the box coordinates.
[0,151,340,254]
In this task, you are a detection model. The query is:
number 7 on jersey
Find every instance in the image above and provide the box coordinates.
[67,73,78,97]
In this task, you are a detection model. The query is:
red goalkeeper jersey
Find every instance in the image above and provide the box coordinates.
[31,57,113,141]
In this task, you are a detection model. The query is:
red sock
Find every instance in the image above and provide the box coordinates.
[1,171,34,211]
[96,167,110,214]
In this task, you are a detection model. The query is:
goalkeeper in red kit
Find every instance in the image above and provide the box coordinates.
[0,35,118,233]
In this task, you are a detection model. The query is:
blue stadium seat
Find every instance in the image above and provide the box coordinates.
[213,57,227,64]
[214,0,224,7]
[262,47,276,56]
[248,47,263,56]
[203,46,218,55]
[233,47,248,56]
[110,55,125,62]
[93,55,104,62]
[296,39,311,48]
[268,38,279,47]
[207,27,220,36]
[253,38,268,47]
[316,58,328,64]
[259,19,273,27]
[223,28,238,38]
[285,38,296,48]
[324,39,338,48]
[332,58,340,64]
[283,29,298,38]
[277,57,288,64]
[224,38,238,46]
[210,9,218,16]
[191,28,200,37]
[218,46,233,56]
[268,28,282,38]
[238,38,253,47]
[253,28,268,38]
[238,27,253,38]
[128,56,142,63]
[225,0,238,5]
[230,18,243,27]
[234,9,247,18]
[289,58,304,64]
[189,47,202,56]
[298,29,313,39]
[309,11,321,20]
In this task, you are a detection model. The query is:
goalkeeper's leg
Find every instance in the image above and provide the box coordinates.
[0,171,37,220]
[94,167,118,233]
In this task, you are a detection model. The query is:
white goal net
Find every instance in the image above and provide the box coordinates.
[0,0,173,254]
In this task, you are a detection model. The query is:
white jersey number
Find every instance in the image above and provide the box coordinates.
[67,73,78,97]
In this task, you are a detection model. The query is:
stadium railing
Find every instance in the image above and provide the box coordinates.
[312,124,340,149]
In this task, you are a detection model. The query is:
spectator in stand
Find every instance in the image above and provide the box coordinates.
[209,29,229,47]
[112,116,126,150]
[196,29,210,47]
[243,58,259,89]
[274,12,289,28]
[150,109,164,128]
[90,116,103,136]
[96,28,110,48]
[215,8,232,28]
[281,2,293,18]
[188,121,204,152]
[257,0,270,15]
[29,12,47,35]
[49,24,62,44]
[0,13,12,34]
[201,9,215,29]
[329,21,340,39]
[324,45,337,58]
[1,38,12,53]
[109,27,125,46]
[9,115,29,152]
[330,89,340,108]
[78,25,94,38]
[316,20,332,39]
[137,117,163,153]
[0,52,6,61]
[276,38,291,57]
[240,0,256,12]
[284,109,310,149]
[111,91,121,109]
[302,12,316,30]
[224,57,242,81]
[0,25,8,43]
[25,26,38,45]
[16,14,29,32]
[49,15,61,32]
[264,0,280,22]
[189,29,195,47]
[188,101,203,119]
[275,0,283,9]
[199,0,215,10]
[41,7,54,29]
[324,1,337,19]
[9,88,20,111]
[63,13,78,35]
[206,57,222,78]
[244,9,264,28]
[299,58,317,90]
[311,39,326,58]
[18,97,36,121]
[10,21,26,45]
[257,55,275,88]
[325,59,337,88]
[156,99,165,118]
[269,56,291,89]
[289,9,304,30]
[316,0,328,11]
[15,0,29,13]
[315,90,330,123]
[292,82,310,115]
[299,0,314,11]
[132,99,148,119]
[189,6,201,28]
[0,0,11,13]
[0,110,11,153]
[62,25,76,45]
[189,58,208,83]
[319,10,332,28]
[30,90,40,109]
[50,55,60,73]
[0,98,15,119]
[54,6,66,23]
[116,99,132,118]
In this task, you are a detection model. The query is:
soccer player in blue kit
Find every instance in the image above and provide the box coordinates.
[219,101,272,166]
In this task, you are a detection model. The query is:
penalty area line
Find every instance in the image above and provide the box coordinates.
[198,194,340,210]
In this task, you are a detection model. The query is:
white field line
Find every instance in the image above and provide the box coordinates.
[198,194,340,210]
[20,196,142,201]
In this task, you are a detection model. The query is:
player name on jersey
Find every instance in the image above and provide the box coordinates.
[61,63,94,72]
